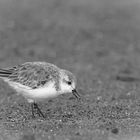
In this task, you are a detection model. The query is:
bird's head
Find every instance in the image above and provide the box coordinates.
[59,69,80,99]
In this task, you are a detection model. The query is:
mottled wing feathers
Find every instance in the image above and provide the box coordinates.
[0,62,60,89]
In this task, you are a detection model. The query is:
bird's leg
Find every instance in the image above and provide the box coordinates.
[31,103,35,118]
[33,103,45,118]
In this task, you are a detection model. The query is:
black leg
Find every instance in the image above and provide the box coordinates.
[33,103,45,118]
[31,103,35,118]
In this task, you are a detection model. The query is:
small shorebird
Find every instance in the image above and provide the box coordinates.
[0,62,80,118]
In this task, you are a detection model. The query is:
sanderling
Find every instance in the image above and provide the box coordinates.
[0,62,80,118]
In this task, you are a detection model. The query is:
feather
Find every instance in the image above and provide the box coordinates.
[0,68,13,77]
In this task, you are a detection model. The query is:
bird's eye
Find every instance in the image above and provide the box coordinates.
[67,81,72,85]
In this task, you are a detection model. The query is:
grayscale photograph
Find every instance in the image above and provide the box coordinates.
[0,0,140,139]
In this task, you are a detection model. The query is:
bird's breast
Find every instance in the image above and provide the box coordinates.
[24,82,58,100]
[7,80,58,101]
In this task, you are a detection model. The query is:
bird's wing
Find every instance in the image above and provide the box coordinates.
[0,62,54,89]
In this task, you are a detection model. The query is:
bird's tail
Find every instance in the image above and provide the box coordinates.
[0,68,12,78]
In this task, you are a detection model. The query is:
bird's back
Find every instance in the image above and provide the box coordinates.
[0,62,60,89]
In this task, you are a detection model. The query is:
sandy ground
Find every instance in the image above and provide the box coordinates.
[1,0,140,140]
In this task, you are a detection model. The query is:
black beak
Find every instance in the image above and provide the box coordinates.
[72,89,80,99]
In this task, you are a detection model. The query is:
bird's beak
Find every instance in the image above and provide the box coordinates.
[72,89,80,99]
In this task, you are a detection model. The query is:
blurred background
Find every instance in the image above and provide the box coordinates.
[0,0,140,67]
[1,0,140,139]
